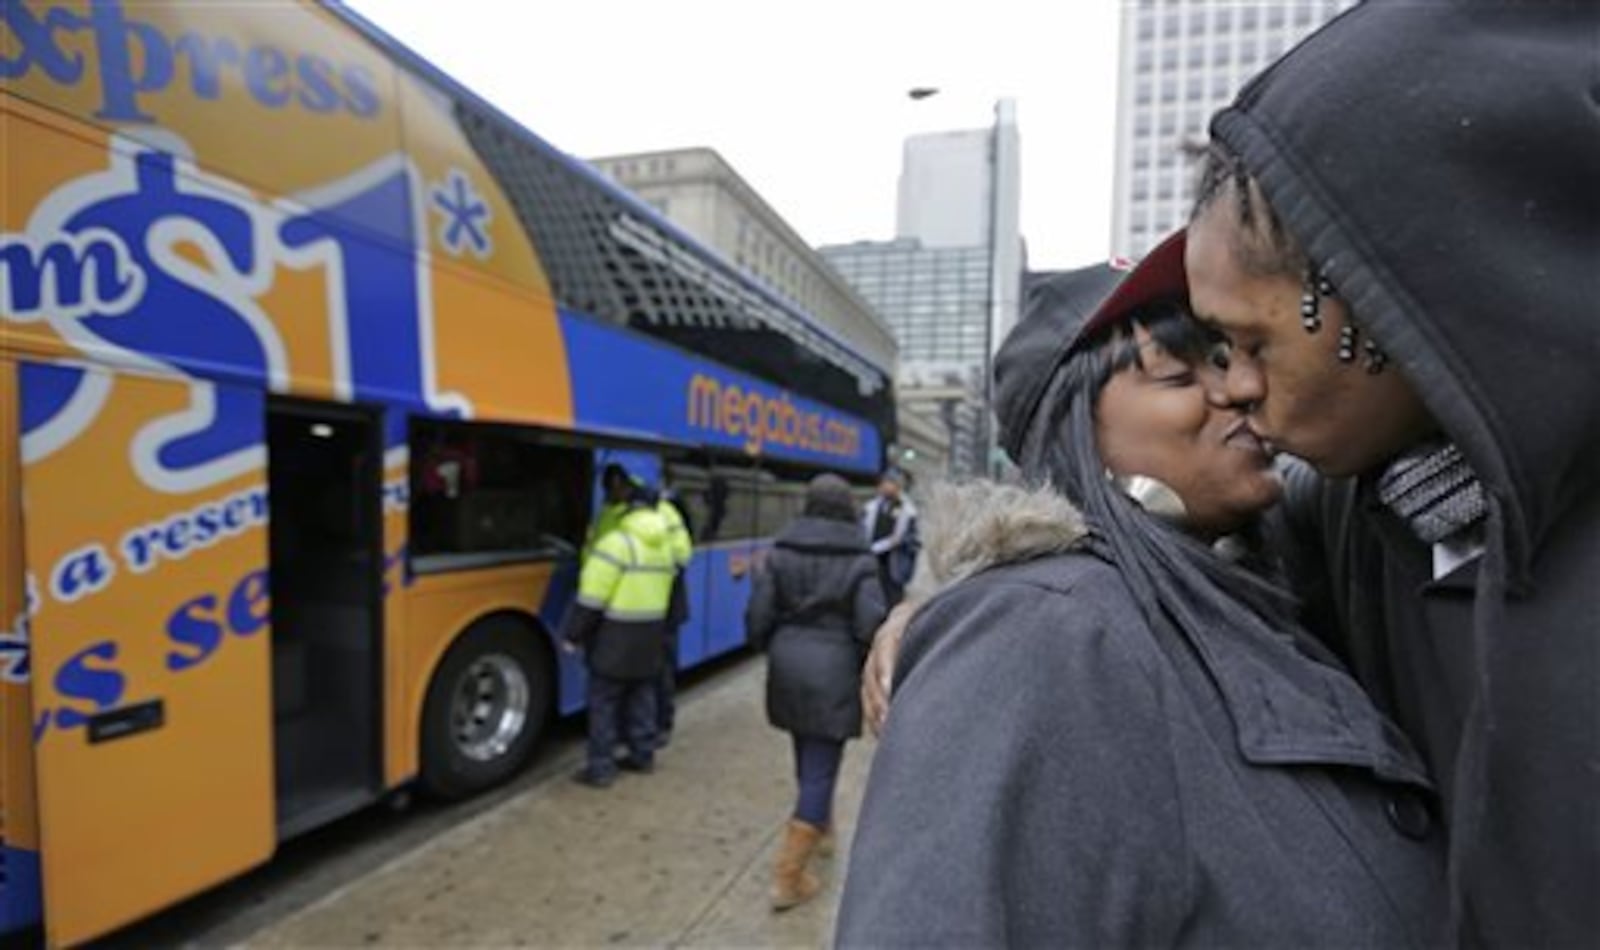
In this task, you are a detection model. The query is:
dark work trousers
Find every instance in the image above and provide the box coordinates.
[791,734,845,826]
[587,673,656,778]
[655,629,678,739]
[876,555,906,608]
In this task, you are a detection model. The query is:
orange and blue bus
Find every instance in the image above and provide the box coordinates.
[0,1,894,944]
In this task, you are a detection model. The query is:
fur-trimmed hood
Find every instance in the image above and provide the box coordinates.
[898,476,1432,791]
[905,480,1087,601]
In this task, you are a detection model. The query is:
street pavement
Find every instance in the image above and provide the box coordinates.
[240,655,873,948]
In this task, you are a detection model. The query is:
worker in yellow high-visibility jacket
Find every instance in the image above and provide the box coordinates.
[561,481,676,788]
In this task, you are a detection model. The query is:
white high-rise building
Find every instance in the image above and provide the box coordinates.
[826,101,1023,376]
[1111,0,1358,258]
[895,101,1024,365]
[821,100,1024,478]
[897,129,992,249]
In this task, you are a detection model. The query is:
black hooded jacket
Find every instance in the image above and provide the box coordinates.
[745,515,886,740]
[1214,2,1600,944]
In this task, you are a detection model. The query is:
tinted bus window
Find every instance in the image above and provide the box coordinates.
[411,420,590,569]
[756,474,805,538]
[705,462,760,542]
[665,459,711,541]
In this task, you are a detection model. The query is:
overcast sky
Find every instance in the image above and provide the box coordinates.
[345,0,1124,271]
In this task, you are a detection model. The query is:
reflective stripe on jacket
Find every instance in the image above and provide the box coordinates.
[578,507,676,622]
[580,501,628,562]
[658,500,693,568]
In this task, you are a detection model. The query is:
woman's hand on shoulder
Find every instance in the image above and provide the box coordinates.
[863,600,920,736]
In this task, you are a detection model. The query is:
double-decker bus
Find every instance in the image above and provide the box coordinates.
[0,1,895,944]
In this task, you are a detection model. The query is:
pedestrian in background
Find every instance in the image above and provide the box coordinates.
[561,480,676,788]
[745,474,886,912]
[861,468,918,606]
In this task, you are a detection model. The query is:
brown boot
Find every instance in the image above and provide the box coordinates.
[771,818,824,911]
[815,824,836,860]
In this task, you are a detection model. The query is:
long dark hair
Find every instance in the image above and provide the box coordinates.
[1015,299,1300,636]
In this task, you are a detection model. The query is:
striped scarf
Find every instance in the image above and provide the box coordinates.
[1375,441,1487,544]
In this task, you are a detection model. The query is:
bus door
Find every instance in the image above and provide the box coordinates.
[266,400,384,838]
[19,365,275,947]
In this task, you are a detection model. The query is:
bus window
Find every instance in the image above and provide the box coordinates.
[410,420,590,571]
[707,462,760,542]
[664,458,711,541]
[755,472,804,539]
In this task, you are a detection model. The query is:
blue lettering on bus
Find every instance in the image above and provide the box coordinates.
[242,45,291,108]
[51,640,124,729]
[0,613,29,684]
[17,362,92,441]
[83,0,172,122]
[49,544,116,603]
[66,151,267,475]
[0,230,143,316]
[226,570,270,636]
[173,30,239,99]
[0,3,86,85]
[164,593,223,672]
[193,508,222,545]
[160,570,266,671]
[561,312,881,473]
[340,64,381,117]
[295,54,340,113]
[11,141,471,488]
[120,486,269,575]
[0,0,382,123]
[33,550,402,739]
[280,162,467,440]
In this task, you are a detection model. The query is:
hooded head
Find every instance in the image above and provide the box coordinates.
[876,467,909,501]
[803,473,858,522]
[1188,0,1600,579]
[994,231,1281,540]
[995,231,1187,463]
[601,463,639,505]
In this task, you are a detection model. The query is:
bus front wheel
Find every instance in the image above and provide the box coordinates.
[419,616,551,800]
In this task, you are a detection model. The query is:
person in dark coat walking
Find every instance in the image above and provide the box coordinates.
[1180,3,1600,942]
[745,473,886,912]
[837,254,1445,946]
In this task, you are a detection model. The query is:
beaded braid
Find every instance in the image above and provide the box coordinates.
[1191,140,1386,373]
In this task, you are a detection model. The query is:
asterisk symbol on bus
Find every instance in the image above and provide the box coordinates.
[430,169,493,258]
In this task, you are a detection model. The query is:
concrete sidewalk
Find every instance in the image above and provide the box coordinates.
[243,656,872,948]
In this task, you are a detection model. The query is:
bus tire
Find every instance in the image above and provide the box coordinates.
[419,615,551,800]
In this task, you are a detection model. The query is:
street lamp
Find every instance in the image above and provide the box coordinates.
[906,88,1006,478]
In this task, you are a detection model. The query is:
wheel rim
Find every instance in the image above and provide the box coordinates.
[450,653,530,763]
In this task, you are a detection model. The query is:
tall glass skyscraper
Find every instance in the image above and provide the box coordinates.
[1111,0,1357,258]
[820,240,992,369]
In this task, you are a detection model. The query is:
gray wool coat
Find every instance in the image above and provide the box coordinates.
[745,515,886,741]
[836,482,1446,948]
